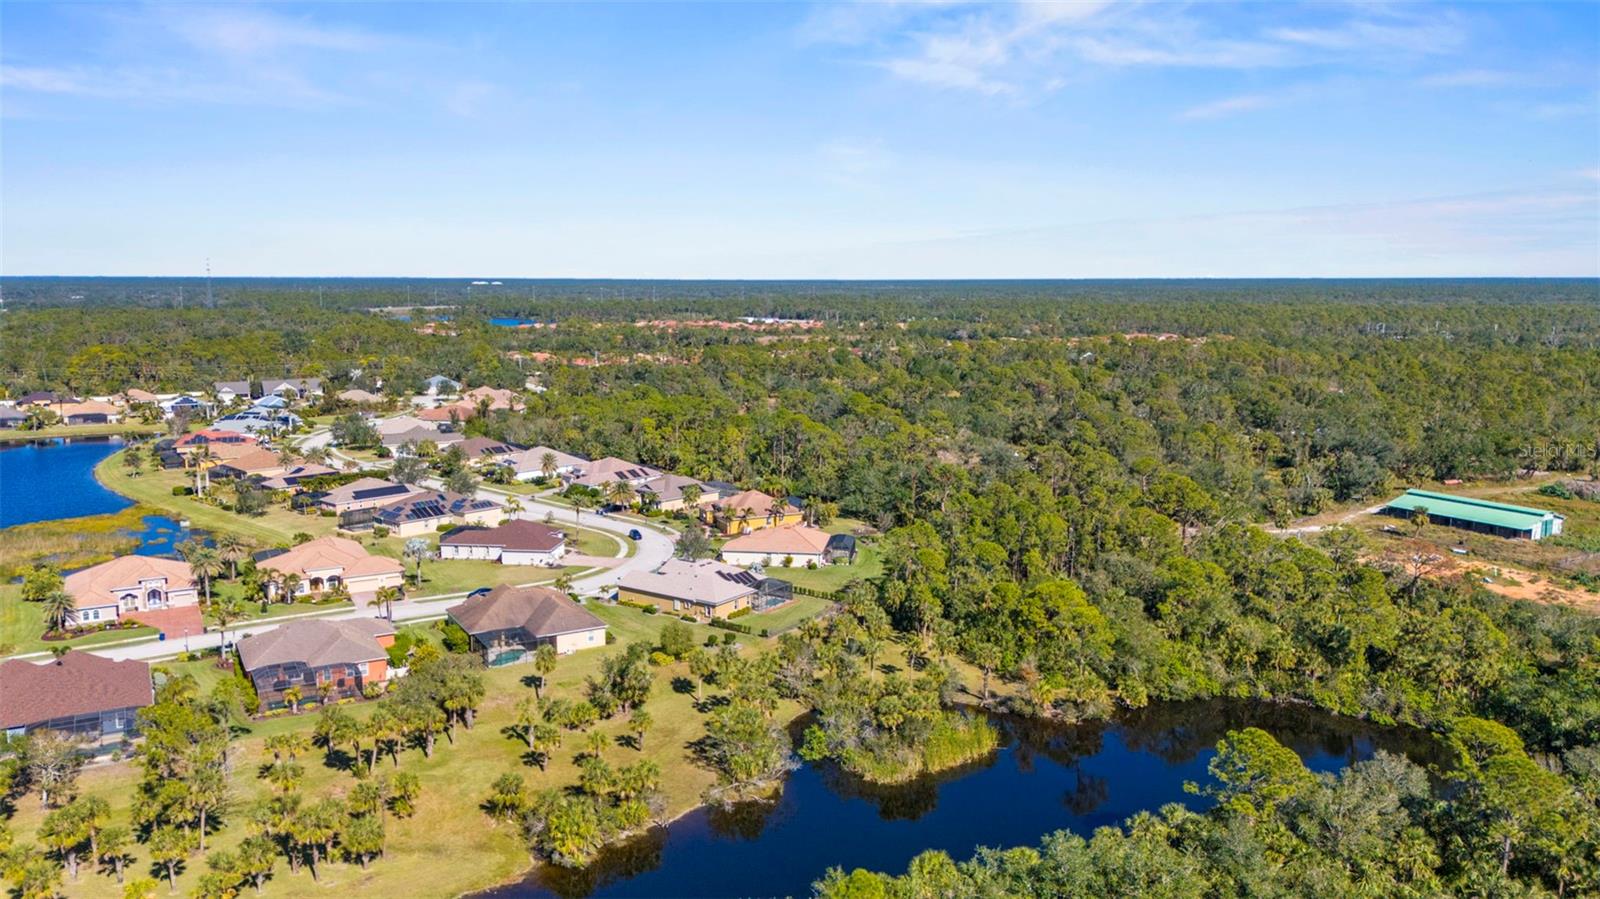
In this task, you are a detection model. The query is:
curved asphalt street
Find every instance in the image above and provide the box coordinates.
[74,427,676,663]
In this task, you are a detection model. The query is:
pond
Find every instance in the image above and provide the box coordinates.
[483,701,1444,899]
[0,437,132,528]
[0,437,207,557]
[491,317,539,328]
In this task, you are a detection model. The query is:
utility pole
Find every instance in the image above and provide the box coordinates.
[205,258,214,308]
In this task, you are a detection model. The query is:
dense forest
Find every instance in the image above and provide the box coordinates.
[4,281,1599,894]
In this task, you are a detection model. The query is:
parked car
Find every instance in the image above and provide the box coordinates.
[628,528,643,541]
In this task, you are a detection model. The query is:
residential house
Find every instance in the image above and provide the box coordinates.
[371,490,505,537]
[57,399,123,425]
[210,447,291,480]
[63,556,201,629]
[721,525,834,568]
[462,385,523,411]
[337,388,384,405]
[568,456,662,491]
[618,558,791,620]
[0,406,26,429]
[119,388,160,406]
[382,426,464,454]
[256,536,405,601]
[174,429,259,455]
[262,378,323,400]
[639,473,717,512]
[314,477,420,515]
[705,489,804,535]
[439,520,567,566]
[457,436,520,464]
[417,400,477,423]
[251,394,289,411]
[159,395,212,419]
[16,391,75,408]
[502,446,587,481]
[0,654,154,745]
[447,585,606,663]
[375,415,437,438]
[213,381,252,404]
[212,409,302,435]
[237,618,395,709]
[422,374,461,397]
[258,463,341,490]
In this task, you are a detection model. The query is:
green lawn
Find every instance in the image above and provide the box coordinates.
[4,604,773,899]
[0,585,159,656]
[97,455,333,546]
[768,543,883,594]
[742,595,834,634]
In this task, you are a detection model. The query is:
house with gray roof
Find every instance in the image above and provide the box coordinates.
[447,585,606,663]
[237,618,396,710]
[618,558,791,620]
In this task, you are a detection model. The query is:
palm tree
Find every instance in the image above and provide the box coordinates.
[209,597,243,664]
[279,572,303,603]
[301,445,330,466]
[371,585,403,621]
[42,589,76,634]
[190,445,215,496]
[570,491,596,524]
[188,546,224,605]
[605,479,636,510]
[767,499,790,528]
[532,644,558,699]
[215,532,250,579]
[678,482,702,512]
[539,451,557,481]
[283,686,304,715]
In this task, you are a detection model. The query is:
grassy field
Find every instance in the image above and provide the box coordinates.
[0,503,152,578]
[0,584,159,655]
[772,545,882,593]
[742,594,834,634]
[0,421,163,443]
[3,604,778,899]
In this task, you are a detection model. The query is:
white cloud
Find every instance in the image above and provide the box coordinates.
[1420,68,1519,88]
[160,6,393,58]
[1178,93,1272,120]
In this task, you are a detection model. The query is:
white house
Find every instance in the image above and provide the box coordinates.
[720,525,834,568]
[439,520,568,566]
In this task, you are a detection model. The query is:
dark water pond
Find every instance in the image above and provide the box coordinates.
[483,700,1444,899]
[0,437,131,527]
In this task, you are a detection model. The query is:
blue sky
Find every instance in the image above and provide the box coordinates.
[3,1,1596,277]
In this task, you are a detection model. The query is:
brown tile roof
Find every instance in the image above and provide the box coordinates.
[214,447,287,474]
[448,585,605,638]
[237,618,393,672]
[417,402,476,422]
[713,489,795,515]
[441,520,565,552]
[0,653,154,729]
[619,558,760,606]
[257,536,404,580]
[315,477,418,507]
[64,556,195,609]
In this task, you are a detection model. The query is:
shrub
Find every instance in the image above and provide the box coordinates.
[721,632,737,645]
[782,555,794,567]
[760,629,771,638]
[709,618,751,635]
[319,509,336,518]
[705,635,720,647]
[643,605,659,615]
[605,631,617,645]
[658,620,695,658]
[372,525,391,538]
[171,485,194,496]
[727,608,752,620]
[386,632,416,667]
[648,651,675,667]
[292,532,314,544]
[438,620,472,653]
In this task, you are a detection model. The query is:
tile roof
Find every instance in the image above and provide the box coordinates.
[448,585,605,637]
[713,489,796,515]
[441,519,565,552]
[0,653,154,729]
[259,463,341,489]
[619,558,761,606]
[257,536,405,580]
[64,556,195,609]
[502,446,587,473]
[213,447,287,474]
[458,436,518,457]
[640,473,710,504]
[722,525,833,556]
[238,618,393,672]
